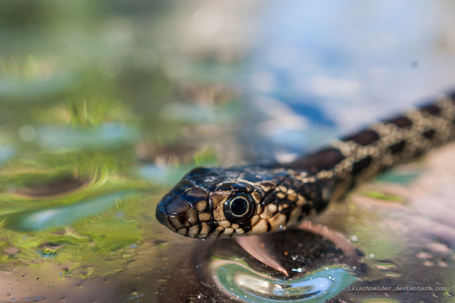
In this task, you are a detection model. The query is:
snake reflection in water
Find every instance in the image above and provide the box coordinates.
[156,92,455,238]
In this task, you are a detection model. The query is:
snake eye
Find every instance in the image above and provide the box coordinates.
[230,196,249,217]
[223,193,255,223]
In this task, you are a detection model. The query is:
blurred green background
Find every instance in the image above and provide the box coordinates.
[0,0,245,280]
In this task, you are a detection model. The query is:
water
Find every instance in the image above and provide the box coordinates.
[1,1,455,302]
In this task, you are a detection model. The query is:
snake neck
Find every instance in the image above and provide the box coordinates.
[285,94,455,203]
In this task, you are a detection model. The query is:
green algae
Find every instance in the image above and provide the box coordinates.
[362,191,404,202]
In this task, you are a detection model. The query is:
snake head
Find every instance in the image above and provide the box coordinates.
[155,165,321,238]
[156,166,277,238]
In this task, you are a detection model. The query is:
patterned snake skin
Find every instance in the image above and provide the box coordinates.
[156,92,455,238]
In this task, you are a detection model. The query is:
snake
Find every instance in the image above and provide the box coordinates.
[156,92,455,239]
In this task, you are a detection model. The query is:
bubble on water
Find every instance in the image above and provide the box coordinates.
[191,7,223,39]
[423,260,434,267]
[210,260,357,302]
[19,125,36,142]
[426,242,451,254]
[416,251,432,259]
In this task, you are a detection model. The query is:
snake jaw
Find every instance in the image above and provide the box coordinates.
[155,197,175,232]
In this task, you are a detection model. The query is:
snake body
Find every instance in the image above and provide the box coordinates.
[156,92,455,238]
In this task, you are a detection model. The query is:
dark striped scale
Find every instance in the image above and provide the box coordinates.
[156,92,455,238]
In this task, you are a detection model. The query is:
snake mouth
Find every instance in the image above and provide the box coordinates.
[155,198,177,232]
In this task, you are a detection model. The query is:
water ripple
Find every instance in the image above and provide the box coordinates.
[5,190,138,231]
[210,259,357,302]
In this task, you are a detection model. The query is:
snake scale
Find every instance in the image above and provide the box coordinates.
[156,92,455,238]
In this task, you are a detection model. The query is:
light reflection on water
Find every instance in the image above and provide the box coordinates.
[211,261,357,302]
[0,146,15,166]
[187,228,364,302]
[5,190,138,231]
[36,123,141,150]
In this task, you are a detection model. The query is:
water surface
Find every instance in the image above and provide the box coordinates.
[0,1,455,302]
